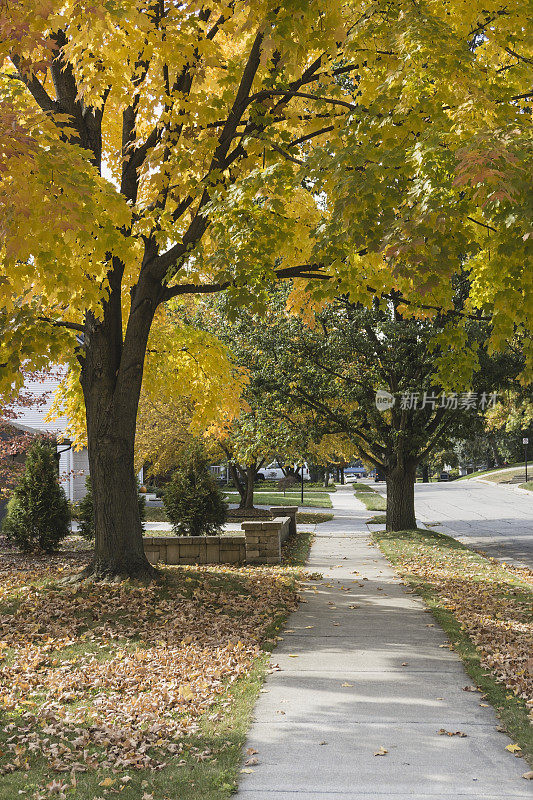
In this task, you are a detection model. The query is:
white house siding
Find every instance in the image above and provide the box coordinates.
[9,370,89,502]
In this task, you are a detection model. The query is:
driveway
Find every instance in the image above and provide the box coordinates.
[411,480,533,569]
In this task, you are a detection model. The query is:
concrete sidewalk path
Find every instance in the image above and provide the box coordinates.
[235,485,530,800]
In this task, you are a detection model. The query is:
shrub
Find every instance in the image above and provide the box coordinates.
[278,475,297,494]
[78,476,146,539]
[2,439,70,553]
[163,441,227,536]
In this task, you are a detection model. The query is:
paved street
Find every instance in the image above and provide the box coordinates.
[236,486,530,800]
[410,480,533,569]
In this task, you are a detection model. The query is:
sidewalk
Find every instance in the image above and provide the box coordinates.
[236,485,529,799]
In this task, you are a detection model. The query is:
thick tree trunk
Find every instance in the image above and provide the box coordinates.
[386,461,417,531]
[79,270,160,582]
[85,408,156,580]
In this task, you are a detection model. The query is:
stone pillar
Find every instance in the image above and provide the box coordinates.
[242,518,288,564]
[273,506,297,539]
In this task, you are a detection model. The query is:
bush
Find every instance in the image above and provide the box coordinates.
[78,476,146,539]
[277,475,297,493]
[163,441,227,536]
[2,439,70,553]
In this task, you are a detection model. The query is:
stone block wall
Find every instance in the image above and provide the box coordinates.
[241,516,291,564]
[143,508,296,566]
[143,534,245,565]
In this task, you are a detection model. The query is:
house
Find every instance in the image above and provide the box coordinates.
[6,372,90,504]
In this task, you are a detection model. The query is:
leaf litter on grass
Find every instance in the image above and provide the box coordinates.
[0,546,305,794]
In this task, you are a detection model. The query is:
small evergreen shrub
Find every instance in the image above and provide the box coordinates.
[78,476,146,539]
[163,441,227,536]
[2,439,70,553]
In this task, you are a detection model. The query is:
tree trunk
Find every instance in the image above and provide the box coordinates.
[239,466,255,509]
[386,461,417,532]
[228,462,246,502]
[85,407,156,580]
[79,271,160,582]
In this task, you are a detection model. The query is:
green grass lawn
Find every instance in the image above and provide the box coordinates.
[373,527,533,765]
[256,481,336,492]
[0,530,313,800]
[456,462,532,481]
[223,491,333,508]
[355,488,387,511]
[519,482,533,492]
[145,508,336,525]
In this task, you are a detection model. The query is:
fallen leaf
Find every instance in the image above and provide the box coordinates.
[506,744,522,753]
[374,746,388,756]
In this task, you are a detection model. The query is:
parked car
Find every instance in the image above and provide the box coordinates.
[256,461,311,481]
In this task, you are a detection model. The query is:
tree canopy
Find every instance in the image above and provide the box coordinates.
[1,0,531,576]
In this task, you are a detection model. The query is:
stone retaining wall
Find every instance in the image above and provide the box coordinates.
[143,534,245,565]
[143,507,298,566]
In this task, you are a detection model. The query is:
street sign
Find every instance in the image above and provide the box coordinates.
[523,437,529,445]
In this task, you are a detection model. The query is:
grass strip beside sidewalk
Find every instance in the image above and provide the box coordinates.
[0,530,313,800]
[372,527,533,766]
[355,488,387,511]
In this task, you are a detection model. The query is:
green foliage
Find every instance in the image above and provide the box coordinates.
[163,442,227,536]
[78,476,146,540]
[2,439,70,553]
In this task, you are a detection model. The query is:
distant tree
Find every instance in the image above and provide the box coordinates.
[163,441,227,536]
[2,439,70,552]
[219,291,523,530]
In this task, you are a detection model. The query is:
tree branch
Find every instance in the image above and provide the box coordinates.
[161,263,328,302]
[248,88,356,112]
[39,316,85,333]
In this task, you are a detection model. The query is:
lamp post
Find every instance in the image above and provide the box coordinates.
[301,463,304,504]
[523,437,529,482]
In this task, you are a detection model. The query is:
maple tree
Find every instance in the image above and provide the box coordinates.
[1,1,531,577]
